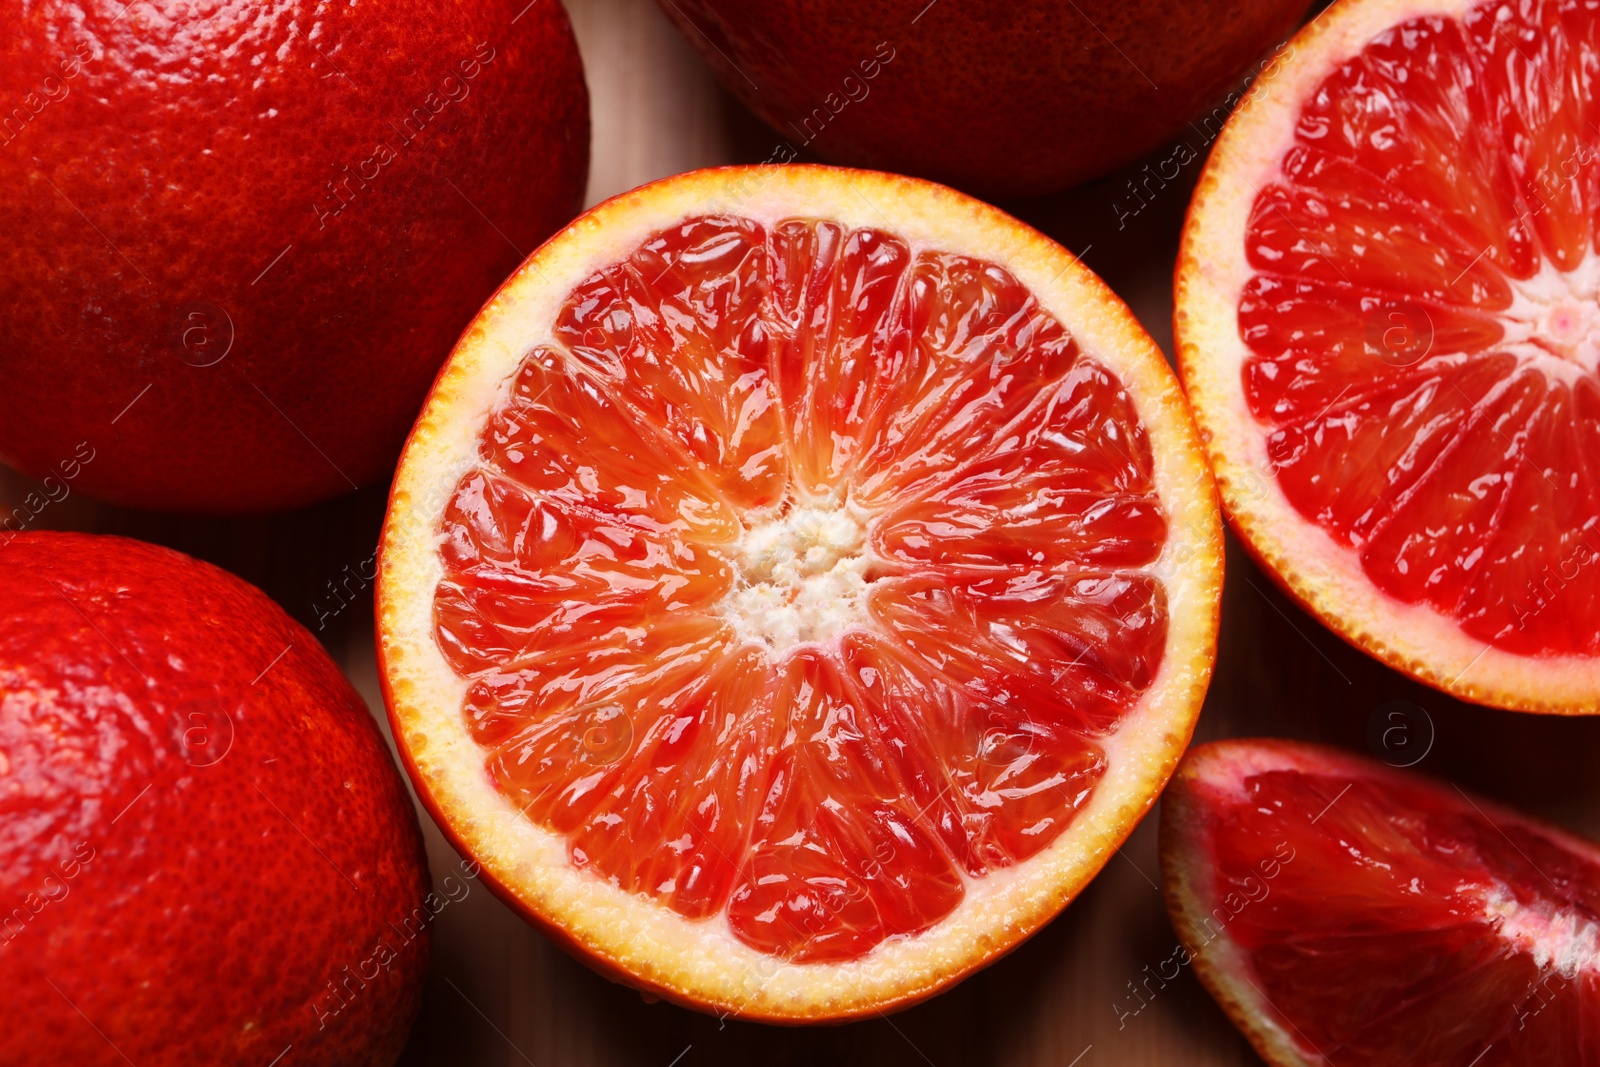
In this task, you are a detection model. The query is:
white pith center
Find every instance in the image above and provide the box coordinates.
[1501,256,1600,382]
[1485,886,1600,978]
[720,498,875,655]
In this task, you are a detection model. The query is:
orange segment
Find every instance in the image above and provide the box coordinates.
[569,647,777,921]
[379,166,1222,1019]
[481,347,738,539]
[554,217,787,510]
[768,220,913,496]
[851,254,1080,507]
[727,648,966,963]
[870,572,1168,740]
[873,358,1167,570]
[1163,739,1600,1066]
[1178,0,1600,711]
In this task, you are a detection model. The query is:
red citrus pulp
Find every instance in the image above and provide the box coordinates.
[378,166,1223,1018]
[1164,738,1600,1066]
[1178,0,1600,710]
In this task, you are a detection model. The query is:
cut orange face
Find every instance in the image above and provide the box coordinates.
[1178,0,1600,712]
[1163,739,1600,1066]
[377,166,1222,1019]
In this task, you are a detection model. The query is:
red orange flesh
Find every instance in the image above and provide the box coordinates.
[379,165,1223,1018]
[1164,739,1600,1066]
[1179,0,1600,711]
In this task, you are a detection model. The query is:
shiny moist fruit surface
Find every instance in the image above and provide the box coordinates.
[0,532,431,1066]
[0,0,588,512]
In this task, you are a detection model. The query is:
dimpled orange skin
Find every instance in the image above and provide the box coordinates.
[0,533,430,1066]
[0,0,588,514]
[655,0,1309,199]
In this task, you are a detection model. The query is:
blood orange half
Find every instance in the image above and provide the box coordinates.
[1163,738,1600,1066]
[1178,0,1600,712]
[377,165,1222,1019]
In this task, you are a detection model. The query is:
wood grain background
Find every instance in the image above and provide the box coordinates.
[9,1,1600,1063]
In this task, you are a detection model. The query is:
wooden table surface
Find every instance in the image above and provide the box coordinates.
[12,1,1600,1063]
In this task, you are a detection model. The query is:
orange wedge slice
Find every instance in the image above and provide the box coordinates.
[1164,738,1600,1065]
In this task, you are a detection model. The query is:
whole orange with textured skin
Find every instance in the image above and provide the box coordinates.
[0,0,588,513]
[654,0,1309,199]
[0,532,430,1065]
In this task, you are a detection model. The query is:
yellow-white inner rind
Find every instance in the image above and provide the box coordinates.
[1176,0,1600,713]
[380,165,1223,1018]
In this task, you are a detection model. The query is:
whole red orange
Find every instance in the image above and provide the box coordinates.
[0,0,588,513]
[0,532,431,1065]
[655,0,1308,198]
